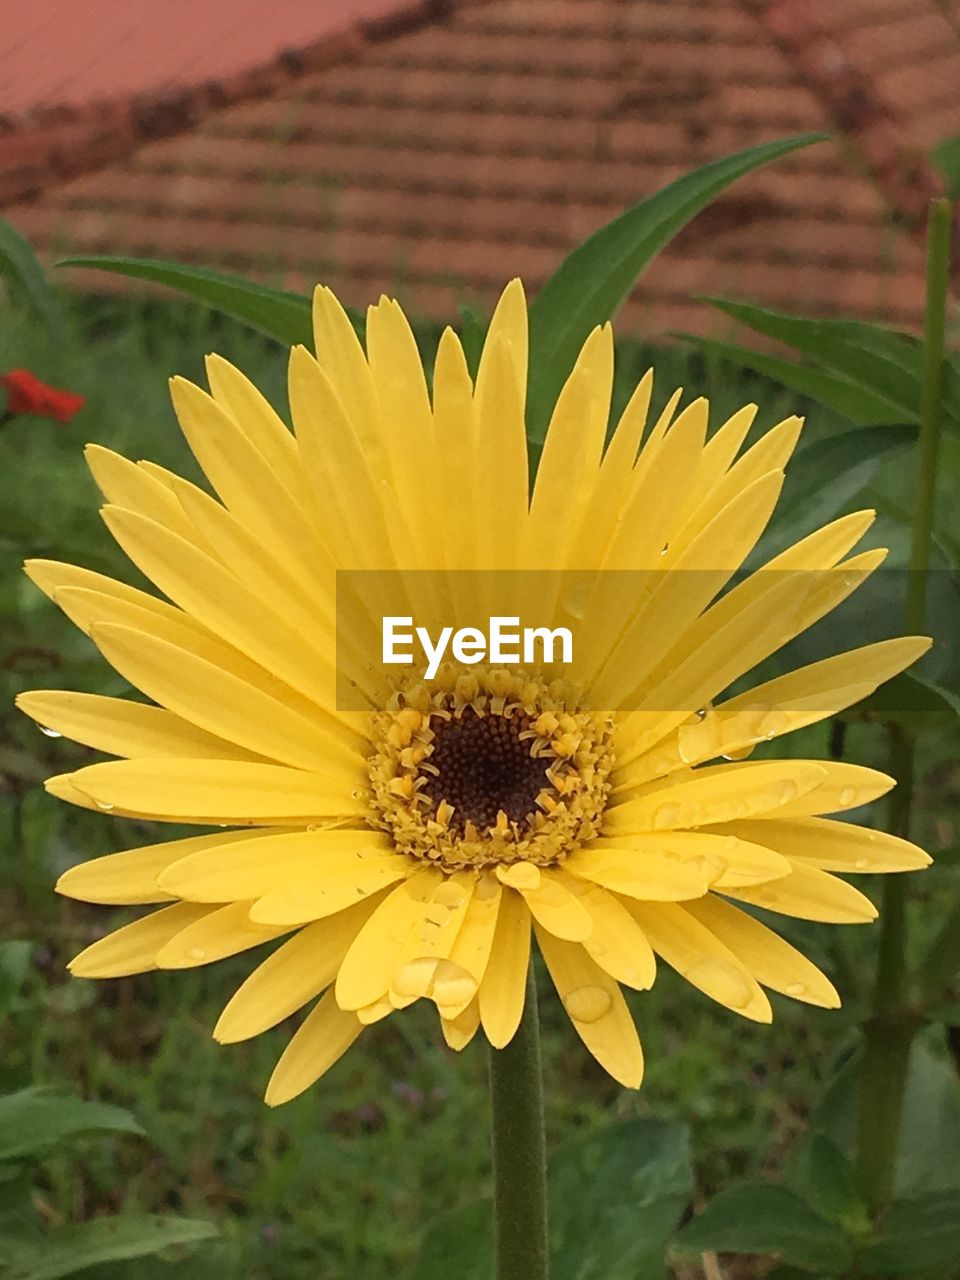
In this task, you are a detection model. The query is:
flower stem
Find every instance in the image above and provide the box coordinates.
[489,964,549,1280]
[855,196,952,1215]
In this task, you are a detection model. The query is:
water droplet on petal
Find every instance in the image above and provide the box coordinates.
[777,781,798,806]
[475,873,499,901]
[393,957,437,998]
[498,862,542,890]
[659,543,670,557]
[652,803,682,830]
[431,961,478,1011]
[95,801,115,811]
[854,858,870,870]
[38,724,62,739]
[785,981,806,998]
[564,985,611,1023]
[187,947,206,962]
[839,787,857,806]
[351,788,368,801]
[722,744,755,762]
[433,880,467,908]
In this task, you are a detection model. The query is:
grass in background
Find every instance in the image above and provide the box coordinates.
[1,291,955,1278]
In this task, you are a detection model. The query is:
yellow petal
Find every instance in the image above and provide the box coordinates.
[157,828,394,901]
[204,353,308,508]
[447,872,503,991]
[709,816,931,873]
[441,1000,481,1051]
[684,896,840,1008]
[335,870,443,1010]
[68,903,215,978]
[722,863,878,923]
[85,445,201,546]
[571,881,656,989]
[501,866,593,941]
[88,622,356,775]
[214,897,381,1043]
[628,901,772,1022]
[476,278,528,397]
[265,991,363,1106]
[100,507,342,718]
[478,888,531,1048]
[155,900,288,969]
[763,763,895,817]
[67,759,367,824]
[564,844,711,900]
[606,762,827,833]
[56,830,269,905]
[535,928,644,1088]
[16,690,257,762]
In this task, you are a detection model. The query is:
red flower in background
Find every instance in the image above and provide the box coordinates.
[1,369,85,423]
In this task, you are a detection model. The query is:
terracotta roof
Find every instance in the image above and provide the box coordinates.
[3,0,958,338]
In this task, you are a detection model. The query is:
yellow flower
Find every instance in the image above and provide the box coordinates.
[18,281,931,1103]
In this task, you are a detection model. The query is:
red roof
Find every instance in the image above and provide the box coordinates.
[3,0,957,337]
[2,0,417,115]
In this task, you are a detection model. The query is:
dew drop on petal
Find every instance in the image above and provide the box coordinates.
[433,880,468,908]
[839,787,857,806]
[499,862,542,890]
[475,873,499,901]
[564,985,612,1023]
[652,803,682,830]
[777,781,798,806]
[95,801,115,811]
[785,981,806,998]
[187,947,207,962]
[722,744,755,762]
[431,964,478,1011]
[38,724,62,739]
[393,957,437,998]
[854,858,870,870]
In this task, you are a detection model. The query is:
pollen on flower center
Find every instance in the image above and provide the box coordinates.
[367,666,614,871]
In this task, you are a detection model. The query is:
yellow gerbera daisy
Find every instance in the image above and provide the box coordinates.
[18,280,931,1104]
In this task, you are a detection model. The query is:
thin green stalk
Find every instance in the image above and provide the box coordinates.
[855,197,952,1215]
[489,964,549,1280]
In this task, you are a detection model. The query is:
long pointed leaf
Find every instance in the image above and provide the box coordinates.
[525,133,827,450]
[57,257,319,346]
[1,218,62,341]
[679,334,907,424]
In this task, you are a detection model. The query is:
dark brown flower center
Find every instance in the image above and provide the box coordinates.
[421,708,551,834]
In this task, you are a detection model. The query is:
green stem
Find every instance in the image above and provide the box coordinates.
[489,964,549,1280]
[855,197,952,1216]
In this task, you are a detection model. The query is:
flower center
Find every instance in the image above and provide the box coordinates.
[367,667,614,870]
[420,708,551,835]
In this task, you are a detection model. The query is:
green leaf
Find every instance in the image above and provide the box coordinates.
[751,423,915,562]
[525,133,827,451]
[409,1119,692,1280]
[549,1117,692,1280]
[674,1183,855,1272]
[783,1134,869,1235]
[811,1039,960,1198]
[0,1089,144,1162]
[0,218,62,340]
[860,1192,960,1274]
[859,671,960,731]
[56,257,317,347]
[678,335,905,424]
[702,298,960,431]
[0,1214,216,1280]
